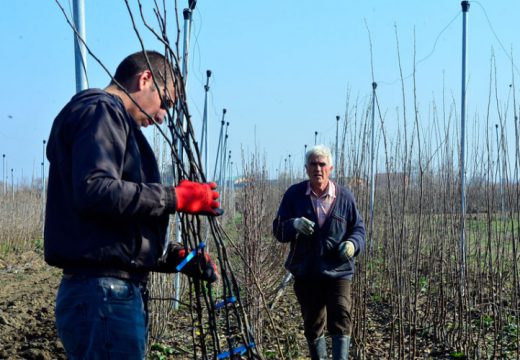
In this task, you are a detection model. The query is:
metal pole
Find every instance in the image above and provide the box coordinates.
[2,154,5,194]
[284,158,287,184]
[213,109,226,180]
[221,151,231,209]
[303,144,308,178]
[495,124,506,216]
[173,3,196,311]
[230,161,235,218]
[219,123,229,184]
[459,0,470,295]
[288,154,292,183]
[200,70,211,173]
[181,9,192,81]
[314,131,318,145]
[369,82,377,255]
[10,168,14,200]
[176,7,193,164]
[500,123,507,216]
[335,115,340,177]
[73,0,88,92]
[221,149,229,207]
[42,140,46,239]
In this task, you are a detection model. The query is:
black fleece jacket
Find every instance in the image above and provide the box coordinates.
[44,89,176,282]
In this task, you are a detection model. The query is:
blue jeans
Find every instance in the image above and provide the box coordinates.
[55,276,148,360]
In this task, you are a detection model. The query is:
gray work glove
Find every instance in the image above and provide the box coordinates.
[339,240,356,261]
[293,217,315,236]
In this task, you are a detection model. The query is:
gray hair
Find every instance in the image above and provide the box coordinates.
[305,144,333,166]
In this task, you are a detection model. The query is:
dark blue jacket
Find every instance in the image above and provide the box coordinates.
[273,181,365,280]
[44,89,177,282]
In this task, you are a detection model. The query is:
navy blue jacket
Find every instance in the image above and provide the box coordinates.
[273,181,365,280]
[44,89,177,282]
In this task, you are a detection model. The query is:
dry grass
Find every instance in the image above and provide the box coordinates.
[0,188,43,255]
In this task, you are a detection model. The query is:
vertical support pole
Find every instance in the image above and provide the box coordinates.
[181,8,192,84]
[500,123,507,216]
[176,6,193,164]
[173,2,196,311]
[200,70,212,173]
[288,154,292,183]
[10,168,14,200]
[303,144,308,171]
[284,158,287,184]
[314,131,318,145]
[213,109,227,180]
[221,150,231,209]
[73,0,88,92]
[221,148,229,208]
[369,82,377,256]
[42,140,46,239]
[335,115,340,179]
[459,0,470,296]
[218,128,229,206]
[495,124,505,216]
[220,123,230,185]
[2,154,5,194]
[230,161,235,218]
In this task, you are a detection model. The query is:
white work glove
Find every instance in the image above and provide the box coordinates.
[293,217,315,236]
[339,240,355,261]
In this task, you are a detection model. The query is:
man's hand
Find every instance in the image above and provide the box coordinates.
[339,240,356,261]
[155,243,218,283]
[174,180,222,216]
[180,249,218,283]
[293,217,315,236]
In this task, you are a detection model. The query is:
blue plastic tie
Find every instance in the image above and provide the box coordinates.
[214,296,237,310]
[175,242,206,272]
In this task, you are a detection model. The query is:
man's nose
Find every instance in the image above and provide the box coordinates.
[155,110,167,124]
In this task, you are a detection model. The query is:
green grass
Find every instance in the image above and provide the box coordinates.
[466,216,519,234]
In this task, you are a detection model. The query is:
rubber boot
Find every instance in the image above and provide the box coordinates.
[332,335,350,360]
[307,335,327,360]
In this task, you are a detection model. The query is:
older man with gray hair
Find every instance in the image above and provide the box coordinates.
[273,144,365,360]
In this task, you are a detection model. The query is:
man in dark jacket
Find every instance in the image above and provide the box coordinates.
[273,144,365,360]
[45,50,220,359]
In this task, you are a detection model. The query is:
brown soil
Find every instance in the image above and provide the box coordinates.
[0,251,65,359]
[0,251,452,359]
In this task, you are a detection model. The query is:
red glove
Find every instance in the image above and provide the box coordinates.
[174,180,222,216]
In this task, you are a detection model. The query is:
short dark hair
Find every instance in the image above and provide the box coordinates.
[111,50,172,89]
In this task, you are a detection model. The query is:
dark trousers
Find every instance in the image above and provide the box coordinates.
[293,277,352,342]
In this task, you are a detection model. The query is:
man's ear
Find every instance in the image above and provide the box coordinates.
[137,70,153,90]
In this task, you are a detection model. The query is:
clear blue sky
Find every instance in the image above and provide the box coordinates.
[1,1,519,184]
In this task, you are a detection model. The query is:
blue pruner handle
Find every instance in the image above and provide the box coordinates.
[214,296,237,310]
[176,242,206,272]
[216,342,256,359]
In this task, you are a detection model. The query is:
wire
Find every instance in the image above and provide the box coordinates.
[472,0,520,78]
[190,7,206,90]
[377,10,460,86]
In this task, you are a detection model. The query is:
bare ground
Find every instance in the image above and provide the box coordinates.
[0,251,65,360]
[0,251,454,359]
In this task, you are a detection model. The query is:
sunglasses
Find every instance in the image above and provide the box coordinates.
[161,98,174,110]
[160,84,176,110]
